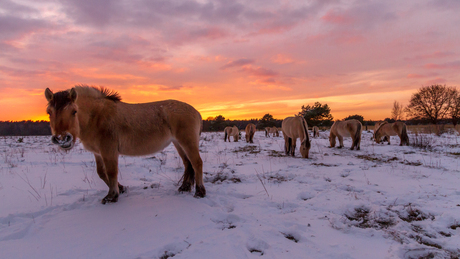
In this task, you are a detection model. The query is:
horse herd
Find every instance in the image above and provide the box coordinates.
[223,117,409,160]
[44,85,410,204]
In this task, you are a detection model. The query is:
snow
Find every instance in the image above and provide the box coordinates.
[1,130,460,258]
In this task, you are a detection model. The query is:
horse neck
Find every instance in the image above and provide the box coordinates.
[76,97,113,135]
[299,117,309,142]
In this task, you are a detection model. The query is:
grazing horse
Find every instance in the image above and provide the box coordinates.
[281,116,311,158]
[312,126,320,138]
[374,121,409,146]
[329,119,362,150]
[245,123,256,143]
[45,85,205,203]
[371,121,389,143]
[224,126,239,142]
[265,126,279,137]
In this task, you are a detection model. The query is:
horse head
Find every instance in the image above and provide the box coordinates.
[45,88,80,150]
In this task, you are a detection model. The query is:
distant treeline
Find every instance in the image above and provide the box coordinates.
[0,118,454,136]
[0,121,51,136]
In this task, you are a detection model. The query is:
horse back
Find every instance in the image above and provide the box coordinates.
[114,100,201,156]
[282,117,307,141]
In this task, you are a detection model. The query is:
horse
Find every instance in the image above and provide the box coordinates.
[281,116,311,158]
[224,126,239,142]
[374,121,409,146]
[44,85,205,204]
[371,121,389,143]
[245,123,256,143]
[329,119,362,150]
[272,126,280,137]
[312,126,320,138]
[265,126,279,137]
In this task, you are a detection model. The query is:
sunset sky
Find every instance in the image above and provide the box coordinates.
[1,0,460,121]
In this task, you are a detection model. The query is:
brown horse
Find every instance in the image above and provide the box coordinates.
[371,121,389,143]
[374,121,409,146]
[224,126,239,142]
[265,126,279,137]
[329,119,362,150]
[281,116,311,158]
[312,126,319,138]
[45,85,205,204]
[245,123,256,143]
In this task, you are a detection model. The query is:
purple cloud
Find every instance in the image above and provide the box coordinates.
[220,59,255,70]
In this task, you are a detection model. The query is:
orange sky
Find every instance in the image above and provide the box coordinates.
[1,0,460,122]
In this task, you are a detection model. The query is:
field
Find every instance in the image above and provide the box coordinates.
[1,130,460,259]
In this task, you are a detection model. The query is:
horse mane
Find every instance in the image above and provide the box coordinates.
[374,121,388,136]
[75,85,121,102]
[300,116,311,147]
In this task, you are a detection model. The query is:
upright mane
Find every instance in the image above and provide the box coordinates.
[74,85,122,102]
[300,116,310,145]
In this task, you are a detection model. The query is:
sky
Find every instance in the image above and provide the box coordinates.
[1,0,460,121]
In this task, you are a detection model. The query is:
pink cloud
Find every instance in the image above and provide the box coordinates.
[424,61,460,69]
[407,73,425,78]
[321,10,354,24]
[220,59,255,70]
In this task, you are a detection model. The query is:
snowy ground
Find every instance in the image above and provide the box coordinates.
[1,130,460,259]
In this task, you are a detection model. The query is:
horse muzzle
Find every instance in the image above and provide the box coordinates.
[51,133,74,150]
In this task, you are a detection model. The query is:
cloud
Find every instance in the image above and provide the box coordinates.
[423,61,460,69]
[240,67,278,77]
[405,51,455,61]
[220,58,255,70]
[407,74,425,79]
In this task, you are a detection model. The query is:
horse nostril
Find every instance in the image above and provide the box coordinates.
[64,134,72,143]
[51,136,60,145]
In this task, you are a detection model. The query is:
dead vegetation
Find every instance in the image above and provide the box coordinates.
[232,145,260,154]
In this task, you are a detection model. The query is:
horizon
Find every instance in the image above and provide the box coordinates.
[1,0,459,122]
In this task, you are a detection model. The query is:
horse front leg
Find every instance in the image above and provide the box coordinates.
[95,154,125,194]
[338,136,344,148]
[100,151,120,204]
[291,139,296,157]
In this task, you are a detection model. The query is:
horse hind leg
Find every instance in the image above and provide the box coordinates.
[174,138,205,198]
[173,142,195,193]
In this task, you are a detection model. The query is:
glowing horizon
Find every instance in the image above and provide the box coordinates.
[1,0,459,122]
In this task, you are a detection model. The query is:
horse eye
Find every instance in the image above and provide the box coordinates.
[72,110,77,116]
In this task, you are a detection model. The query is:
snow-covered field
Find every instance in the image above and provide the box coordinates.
[1,130,460,259]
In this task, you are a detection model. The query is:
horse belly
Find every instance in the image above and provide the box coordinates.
[119,135,172,156]
[338,128,351,137]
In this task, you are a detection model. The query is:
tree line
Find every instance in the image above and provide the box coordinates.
[2,84,457,136]
[0,121,51,136]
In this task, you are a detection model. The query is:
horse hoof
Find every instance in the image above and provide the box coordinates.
[101,193,119,204]
[194,185,206,198]
[178,183,192,193]
[118,184,126,193]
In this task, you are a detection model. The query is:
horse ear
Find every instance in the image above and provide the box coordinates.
[45,88,54,102]
[69,88,78,102]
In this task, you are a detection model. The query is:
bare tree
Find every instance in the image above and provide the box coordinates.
[391,101,404,121]
[449,88,460,127]
[405,84,454,125]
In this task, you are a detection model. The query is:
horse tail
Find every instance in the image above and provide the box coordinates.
[353,122,362,149]
[401,124,409,145]
[265,128,268,137]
